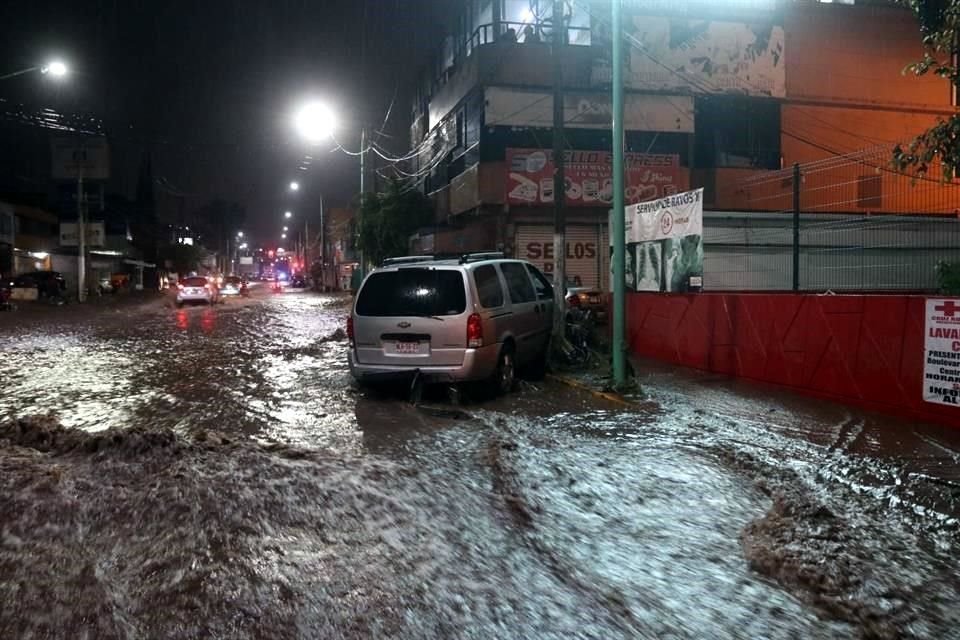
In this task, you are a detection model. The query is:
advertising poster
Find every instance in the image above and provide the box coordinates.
[923,299,960,406]
[506,149,687,208]
[615,188,704,293]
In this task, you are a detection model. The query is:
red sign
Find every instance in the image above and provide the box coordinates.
[505,149,688,207]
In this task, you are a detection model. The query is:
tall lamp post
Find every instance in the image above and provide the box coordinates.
[292,100,338,286]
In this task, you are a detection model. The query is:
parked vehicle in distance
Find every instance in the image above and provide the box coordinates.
[176,276,220,307]
[12,271,67,298]
[565,280,607,322]
[348,253,554,395]
[220,276,247,297]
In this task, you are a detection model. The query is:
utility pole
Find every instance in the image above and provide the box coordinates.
[552,0,566,333]
[359,126,366,279]
[792,162,801,292]
[77,165,86,302]
[612,0,627,386]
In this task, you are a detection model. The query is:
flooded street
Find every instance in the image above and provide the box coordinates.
[2,286,960,638]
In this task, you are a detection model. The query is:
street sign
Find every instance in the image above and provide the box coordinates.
[51,137,110,180]
[60,222,105,247]
[923,299,960,407]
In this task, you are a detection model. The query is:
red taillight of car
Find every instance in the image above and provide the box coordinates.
[346,316,354,343]
[567,295,581,308]
[467,313,483,348]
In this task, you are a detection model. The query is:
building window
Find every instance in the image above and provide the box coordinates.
[694,97,781,170]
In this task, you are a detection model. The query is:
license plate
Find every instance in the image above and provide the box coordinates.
[393,341,423,355]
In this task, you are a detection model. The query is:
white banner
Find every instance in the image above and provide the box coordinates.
[626,188,704,243]
[616,188,704,292]
[486,88,694,133]
[923,299,960,407]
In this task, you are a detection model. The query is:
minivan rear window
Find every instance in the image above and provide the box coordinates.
[356,269,466,317]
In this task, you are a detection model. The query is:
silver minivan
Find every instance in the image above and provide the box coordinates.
[347,253,555,394]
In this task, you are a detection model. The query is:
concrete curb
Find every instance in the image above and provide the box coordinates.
[545,373,643,409]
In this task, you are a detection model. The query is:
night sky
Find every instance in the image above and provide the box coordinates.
[0,0,449,245]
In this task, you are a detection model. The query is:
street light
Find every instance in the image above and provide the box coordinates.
[283,226,288,232]
[237,231,244,238]
[42,60,68,77]
[1,59,69,81]
[293,101,337,144]
[282,233,287,239]
[289,181,300,192]
[284,211,292,219]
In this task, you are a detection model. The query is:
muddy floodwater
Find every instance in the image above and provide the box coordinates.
[2,287,959,638]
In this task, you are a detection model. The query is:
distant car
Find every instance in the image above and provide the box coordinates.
[176,276,220,307]
[13,271,67,298]
[565,281,607,322]
[348,253,554,395]
[220,276,248,297]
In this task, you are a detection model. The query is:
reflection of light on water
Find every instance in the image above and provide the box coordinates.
[0,335,142,431]
[201,309,216,333]
[176,310,189,330]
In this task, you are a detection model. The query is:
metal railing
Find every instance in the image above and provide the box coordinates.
[705,146,960,292]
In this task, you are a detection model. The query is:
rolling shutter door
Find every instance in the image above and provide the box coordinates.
[515,225,601,288]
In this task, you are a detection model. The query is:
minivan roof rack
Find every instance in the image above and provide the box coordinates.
[459,251,504,264]
[381,255,436,267]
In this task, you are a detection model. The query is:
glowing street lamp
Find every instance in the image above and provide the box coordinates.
[293,101,337,144]
[283,226,288,232]
[42,60,68,77]
[1,58,69,81]
[284,211,292,219]
[281,233,287,239]
[237,231,244,238]
[289,181,300,192]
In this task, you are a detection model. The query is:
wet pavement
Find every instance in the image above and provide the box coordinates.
[1,285,959,638]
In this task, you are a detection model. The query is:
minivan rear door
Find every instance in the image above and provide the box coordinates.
[353,267,469,366]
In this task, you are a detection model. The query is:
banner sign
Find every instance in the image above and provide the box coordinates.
[59,222,105,247]
[616,188,704,292]
[51,137,111,180]
[592,17,785,98]
[506,148,688,208]
[923,299,960,407]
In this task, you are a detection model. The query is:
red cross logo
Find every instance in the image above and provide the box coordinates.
[936,301,960,316]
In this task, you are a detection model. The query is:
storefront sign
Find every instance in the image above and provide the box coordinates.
[617,188,704,293]
[923,299,960,406]
[506,148,687,208]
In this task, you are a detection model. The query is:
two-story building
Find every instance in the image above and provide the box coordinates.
[407,0,953,288]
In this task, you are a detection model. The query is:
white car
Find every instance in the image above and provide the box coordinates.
[176,276,220,306]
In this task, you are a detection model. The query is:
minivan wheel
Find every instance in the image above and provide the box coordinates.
[490,345,516,396]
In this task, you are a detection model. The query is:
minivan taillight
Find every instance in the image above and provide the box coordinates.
[346,315,354,344]
[467,313,483,348]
